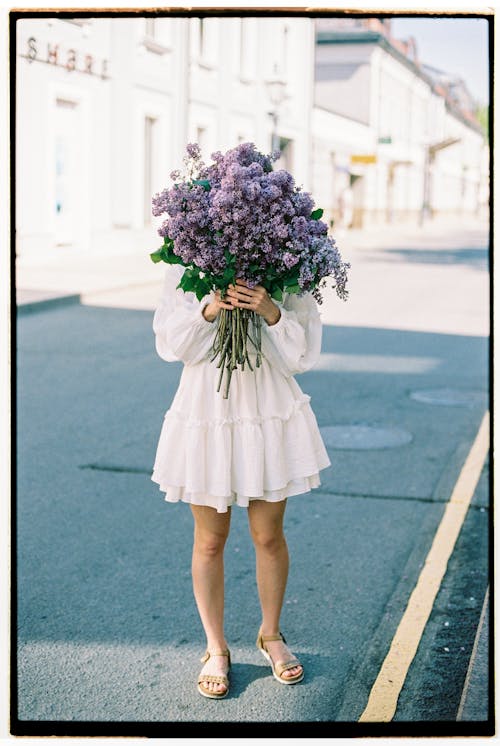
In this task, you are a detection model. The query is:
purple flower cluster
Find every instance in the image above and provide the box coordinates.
[152,142,350,301]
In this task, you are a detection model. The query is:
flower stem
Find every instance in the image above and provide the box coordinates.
[210,306,261,398]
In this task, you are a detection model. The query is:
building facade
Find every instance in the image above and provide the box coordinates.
[16,17,186,258]
[15,14,488,261]
[313,17,489,228]
[15,15,315,260]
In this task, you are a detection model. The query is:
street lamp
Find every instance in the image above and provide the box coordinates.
[265,65,287,153]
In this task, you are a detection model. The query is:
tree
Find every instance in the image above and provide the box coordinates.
[475,104,489,141]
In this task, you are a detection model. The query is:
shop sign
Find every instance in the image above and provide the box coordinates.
[351,154,377,164]
[21,36,109,79]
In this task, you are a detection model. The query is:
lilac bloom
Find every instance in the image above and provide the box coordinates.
[152,141,350,302]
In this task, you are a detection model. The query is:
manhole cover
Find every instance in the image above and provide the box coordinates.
[409,388,486,407]
[320,425,413,450]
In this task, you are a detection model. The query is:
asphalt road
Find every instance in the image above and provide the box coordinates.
[14,221,491,737]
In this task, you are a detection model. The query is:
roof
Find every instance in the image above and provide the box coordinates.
[315,29,484,136]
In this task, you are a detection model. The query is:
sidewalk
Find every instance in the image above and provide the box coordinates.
[456,586,491,722]
[16,250,164,313]
[15,215,490,313]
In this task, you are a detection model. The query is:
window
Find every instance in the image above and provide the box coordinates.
[144,116,156,226]
[145,18,156,38]
[196,125,207,156]
[274,137,293,172]
[237,19,242,62]
[54,98,79,246]
[194,17,216,67]
[142,16,170,54]
[199,18,205,58]
[274,23,289,76]
[239,18,247,76]
[238,18,257,80]
[282,25,289,74]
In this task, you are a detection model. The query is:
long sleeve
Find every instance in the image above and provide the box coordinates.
[152,264,216,365]
[259,290,322,378]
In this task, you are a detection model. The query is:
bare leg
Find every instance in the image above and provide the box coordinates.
[247,499,303,680]
[191,504,231,694]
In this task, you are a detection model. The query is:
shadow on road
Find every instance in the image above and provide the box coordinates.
[361,246,489,271]
[16,304,490,647]
[15,303,490,724]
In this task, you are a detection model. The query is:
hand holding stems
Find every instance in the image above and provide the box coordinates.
[202,279,281,326]
[202,280,281,398]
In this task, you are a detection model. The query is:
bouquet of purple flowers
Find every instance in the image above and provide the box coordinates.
[151,142,350,397]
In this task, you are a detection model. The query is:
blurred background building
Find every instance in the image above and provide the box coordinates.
[15,14,489,261]
[313,17,489,229]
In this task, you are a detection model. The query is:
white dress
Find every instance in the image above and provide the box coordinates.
[151,263,332,513]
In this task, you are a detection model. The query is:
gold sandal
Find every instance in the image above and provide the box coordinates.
[197,648,231,699]
[256,630,304,685]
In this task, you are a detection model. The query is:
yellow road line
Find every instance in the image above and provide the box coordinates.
[359,410,490,722]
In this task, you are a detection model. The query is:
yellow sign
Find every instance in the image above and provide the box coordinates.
[351,154,377,164]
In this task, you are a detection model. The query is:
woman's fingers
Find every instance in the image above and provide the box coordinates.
[236,280,269,295]
[226,290,253,307]
[213,290,233,310]
[211,283,278,325]
[229,284,255,298]
[217,284,272,315]
[227,283,265,302]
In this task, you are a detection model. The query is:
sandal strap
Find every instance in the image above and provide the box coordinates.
[257,631,302,679]
[198,673,229,685]
[259,631,287,644]
[200,648,230,663]
[275,658,302,677]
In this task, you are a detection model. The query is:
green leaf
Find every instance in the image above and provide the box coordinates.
[157,239,184,265]
[311,208,324,220]
[177,268,214,300]
[224,248,236,266]
[192,179,211,191]
[150,248,164,263]
[179,268,199,293]
[195,278,212,301]
[222,266,235,285]
[167,252,185,265]
[284,266,300,282]
[271,287,283,302]
[285,282,301,294]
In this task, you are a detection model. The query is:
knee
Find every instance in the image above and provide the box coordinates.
[194,530,228,559]
[250,527,286,555]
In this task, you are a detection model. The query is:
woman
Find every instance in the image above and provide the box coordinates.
[151,263,331,698]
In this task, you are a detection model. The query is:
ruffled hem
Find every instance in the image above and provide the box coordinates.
[151,472,323,514]
[151,392,332,501]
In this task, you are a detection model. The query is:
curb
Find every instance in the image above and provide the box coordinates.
[16,293,82,316]
[457,586,491,722]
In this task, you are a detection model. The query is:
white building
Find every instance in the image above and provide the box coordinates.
[15,15,315,261]
[313,18,489,228]
[186,15,315,184]
[15,14,488,262]
[16,16,186,258]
